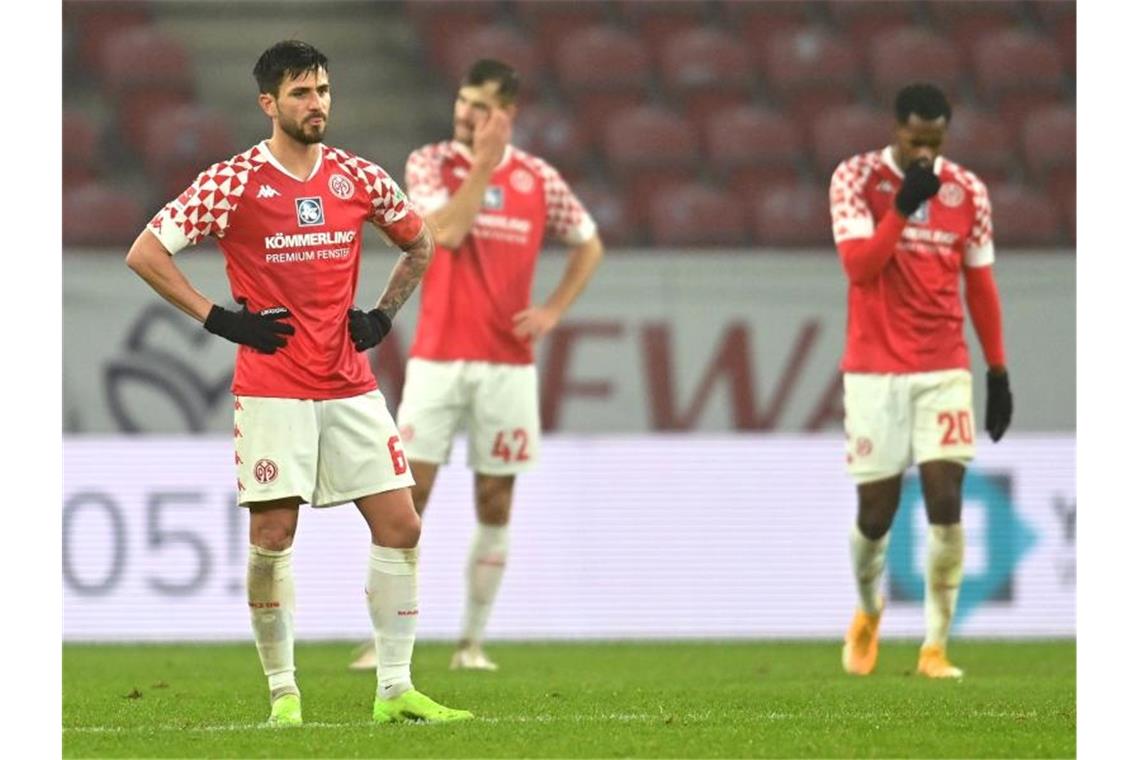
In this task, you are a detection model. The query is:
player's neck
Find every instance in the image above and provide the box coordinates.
[265,133,322,180]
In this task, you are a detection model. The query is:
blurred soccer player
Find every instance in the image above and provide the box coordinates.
[829,84,1014,679]
[349,59,603,672]
[125,40,472,725]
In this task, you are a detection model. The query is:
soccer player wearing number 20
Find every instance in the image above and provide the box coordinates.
[125,41,471,725]
[829,84,1014,679]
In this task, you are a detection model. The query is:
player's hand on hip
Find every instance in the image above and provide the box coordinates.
[203,304,294,354]
[894,162,941,217]
[473,109,511,168]
[984,368,1013,443]
[347,307,392,351]
[511,306,558,342]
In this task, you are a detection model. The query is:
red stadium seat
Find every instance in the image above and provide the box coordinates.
[943,107,1017,187]
[726,1,819,53]
[1050,12,1076,75]
[752,182,834,247]
[617,0,711,55]
[99,27,196,148]
[827,0,918,44]
[141,104,237,200]
[972,29,1066,125]
[63,110,101,188]
[602,105,700,224]
[63,0,153,71]
[63,184,146,248]
[512,1,611,71]
[868,27,963,105]
[927,0,1026,58]
[988,183,1064,247]
[702,106,802,196]
[658,28,753,121]
[764,27,863,127]
[571,182,640,247]
[511,104,592,181]
[648,183,748,247]
[443,25,543,95]
[811,104,887,177]
[406,0,502,67]
[1021,104,1075,178]
[555,26,652,144]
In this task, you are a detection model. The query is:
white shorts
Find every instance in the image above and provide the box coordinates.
[234,390,415,508]
[397,358,540,476]
[844,369,976,484]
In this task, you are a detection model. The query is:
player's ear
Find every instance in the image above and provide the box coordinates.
[503,102,519,122]
[258,92,277,119]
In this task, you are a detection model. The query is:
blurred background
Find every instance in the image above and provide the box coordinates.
[62,0,1075,643]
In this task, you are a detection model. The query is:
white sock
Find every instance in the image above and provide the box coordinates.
[367,544,419,699]
[924,523,965,649]
[246,545,297,700]
[850,525,889,616]
[460,523,509,646]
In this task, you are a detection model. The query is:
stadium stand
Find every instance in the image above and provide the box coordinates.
[763,26,862,129]
[988,183,1064,246]
[64,0,153,72]
[827,0,919,43]
[99,26,196,148]
[603,105,700,225]
[617,0,712,56]
[972,28,1066,127]
[942,107,1018,188]
[445,25,544,99]
[63,184,146,247]
[658,27,754,122]
[141,104,237,200]
[811,104,886,177]
[702,105,803,196]
[511,104,593,185]
[648,183,748,247]
[63,110,101,188]
[927,0,1026,57]
[725,0,820,53]
[752,183,834,247]
[406,0,502,71]
[868,27,963,105]
[554,26,653,146]
[572,182,639,248]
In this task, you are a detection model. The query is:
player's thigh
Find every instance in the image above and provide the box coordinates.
[912,369,976,468]
[396,358,467,465]
[312,390,416,508]
[469,363,540,475]
[844,373,910,484]
[234,396,319,507]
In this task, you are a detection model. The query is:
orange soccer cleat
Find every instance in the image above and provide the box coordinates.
[917,644,964,679]
[842,607,882,675]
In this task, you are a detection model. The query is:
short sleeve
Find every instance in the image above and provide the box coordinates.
[146,167,236,254]
[963,175,995,267]
[356,159,424,248]
[541,163,597,245]
[829,157,875,244]
[405,147,449,216]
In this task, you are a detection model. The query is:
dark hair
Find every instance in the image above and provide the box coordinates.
[462,59,521,105]
[894,83,952,124]
[253,40,329,96]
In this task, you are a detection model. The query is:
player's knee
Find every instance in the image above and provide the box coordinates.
[925,491,962,525]
[410,483,432,515]
[386,509,422,548]
[856,513,892,541]
[251,522,295,551]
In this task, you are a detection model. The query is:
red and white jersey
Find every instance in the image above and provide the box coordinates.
[830,147,994,374]
[404,141,596,364]
[147,141,424,399]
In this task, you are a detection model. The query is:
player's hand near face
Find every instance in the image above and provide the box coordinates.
[347,307,392,351]
[511,305,559,343]
[472,108,511,169]
[894,162,941,217]
[204,304,295,354]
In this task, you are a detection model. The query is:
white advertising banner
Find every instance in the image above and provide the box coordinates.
[63,250,1075,434]
[63,436,1075,641]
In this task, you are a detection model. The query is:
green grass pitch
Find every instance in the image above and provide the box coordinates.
[63,640,1074,758]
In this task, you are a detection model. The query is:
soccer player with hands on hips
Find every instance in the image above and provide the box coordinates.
[350,59,604,673]
[829,84,1013,679]
[125,40,472,726]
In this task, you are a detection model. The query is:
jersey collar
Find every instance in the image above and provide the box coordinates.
[882,146,943,178]
[450,140,514,170]
[259,140,324,182]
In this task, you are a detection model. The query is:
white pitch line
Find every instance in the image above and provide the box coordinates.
[63,709,1041,734]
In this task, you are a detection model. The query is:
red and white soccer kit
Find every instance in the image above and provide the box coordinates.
[830,147,998,482]
[398,141,596,474]
[147,141,423,505]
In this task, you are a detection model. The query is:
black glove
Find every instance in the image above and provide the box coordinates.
[203,304,294,354]
[985,369,1013,443]
[894,162,941,217]
[347,307,392,351]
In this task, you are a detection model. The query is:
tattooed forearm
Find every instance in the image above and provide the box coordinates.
[375,225,433,321]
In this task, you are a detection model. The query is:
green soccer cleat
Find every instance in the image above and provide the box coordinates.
[372,689,474,724]
[267,693,302,726]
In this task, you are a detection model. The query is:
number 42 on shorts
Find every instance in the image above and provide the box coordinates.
[491,429,530,463]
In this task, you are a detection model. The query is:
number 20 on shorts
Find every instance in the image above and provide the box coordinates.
[938,410,974,446]
[492,429,530,463]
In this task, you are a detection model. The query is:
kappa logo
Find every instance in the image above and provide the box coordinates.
[257,184,280,199]
[876,180,895,193]
[295,196,325,227]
